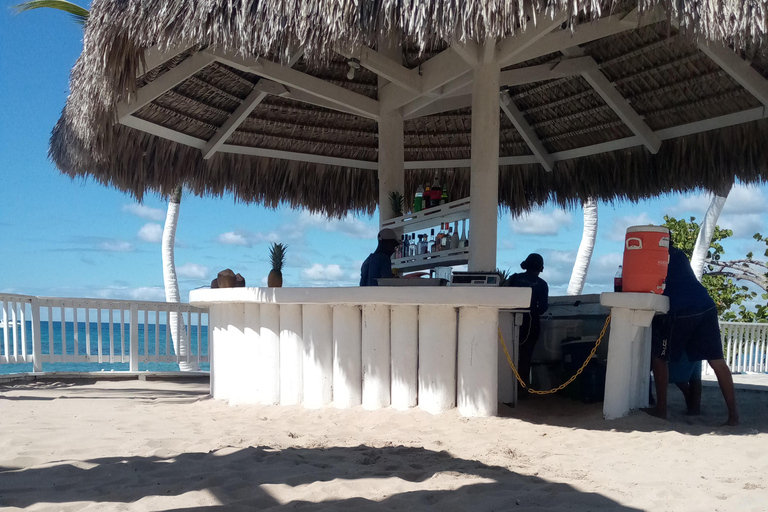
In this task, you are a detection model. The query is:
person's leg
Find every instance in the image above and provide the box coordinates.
[707,358,739,425]
[644,356,669,419]
[675,381,692,411]
[686,378,702,415]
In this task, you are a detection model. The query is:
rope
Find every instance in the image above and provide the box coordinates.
[499,313,611,395]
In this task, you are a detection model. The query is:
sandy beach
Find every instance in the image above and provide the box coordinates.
[1,377,767,511]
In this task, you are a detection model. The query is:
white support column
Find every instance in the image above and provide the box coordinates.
[259,303,281,405]
[418,305,458,414]
[241,304,262,404]
[362,304,391,409]
[333,305,362,408]
[468,57,500,271]
[377,35,405,225]
[458,306,499,417]
[390,305,418,410]
[302,304,333,409]
[210,303,246,403]
[30,297,42,373]
[600,293,669,420]
[279,304,303,405]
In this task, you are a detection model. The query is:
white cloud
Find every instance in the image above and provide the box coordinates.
[96,286,166,301]
[301,263,345,281]
[137,223,163,243]
[123,203,165,221]
[668,194,710,216]
[298,212,377,239]
[176,263,209,280]
[719,213,766,240]
[510,209,572,236]
[722,185,767,215]
[216,230,280,247]
[606,212,655,241]
[98,240,134,252]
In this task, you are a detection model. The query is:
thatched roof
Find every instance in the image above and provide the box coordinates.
[51,0,768,216]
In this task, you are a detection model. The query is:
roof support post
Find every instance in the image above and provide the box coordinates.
[377,34,405,226]
[468,48,500,272]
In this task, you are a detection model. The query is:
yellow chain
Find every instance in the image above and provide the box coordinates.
[498,314,611,395]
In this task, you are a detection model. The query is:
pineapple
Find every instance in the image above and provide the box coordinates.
[267,242,287,287]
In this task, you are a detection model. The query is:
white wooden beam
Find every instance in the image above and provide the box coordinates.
[120,115,207,149]
[217,144,379,169]
[403,94,473,119]
[379,47,473,112]
[559,49,661,154]
[118,52,217,120]
[500,92,554,171]
[137,41,193,77]
[206,49,380,120]
[451,40,480,66]
[344,46,422,93]
[697,42,768,108]
[509,8,666,66]
[496,12,569,66]
[202,89,269,160]
[500,62,572,87]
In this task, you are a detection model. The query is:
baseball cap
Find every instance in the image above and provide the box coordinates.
[378,228,399,241]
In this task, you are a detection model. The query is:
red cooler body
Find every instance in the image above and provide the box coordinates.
[622,225,670,294]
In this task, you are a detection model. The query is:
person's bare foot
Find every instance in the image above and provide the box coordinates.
[642,407,667,420]
[685,408,701,416]
[723,415,739,426]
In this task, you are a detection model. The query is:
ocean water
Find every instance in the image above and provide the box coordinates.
[0,321,209,374]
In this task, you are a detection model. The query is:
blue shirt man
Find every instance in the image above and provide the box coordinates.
[360,228,400,286]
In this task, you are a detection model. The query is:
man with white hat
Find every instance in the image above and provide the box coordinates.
[360,228,400,286]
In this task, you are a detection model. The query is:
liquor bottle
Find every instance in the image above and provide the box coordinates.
[440,186,448,205]
[414,185,424,212]
[441,226,450,250]
[435,223,445,251]
[409,234,416,257]
[419,234,428,255]
[401,235,408,259]
[450,223,459,249]
[429,228,436,253]
[462,220,469,247]
[614,265,623,292]
[424,186,431,209]
[431,177,441,206]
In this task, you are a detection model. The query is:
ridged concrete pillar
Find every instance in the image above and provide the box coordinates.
[279,304,303,405]
[302,304,333,408]
[333,305,362,408]
[362,304,391,409]
[239,304,261,404]
[418,305,457,414]
[259,303,280,405]
[391,305,418,410]
[458,306,498,417]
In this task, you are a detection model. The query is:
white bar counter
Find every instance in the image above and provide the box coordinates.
[600,292,669,420]
[190,286,532,417]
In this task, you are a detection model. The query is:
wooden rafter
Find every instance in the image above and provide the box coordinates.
[500,92,554,172]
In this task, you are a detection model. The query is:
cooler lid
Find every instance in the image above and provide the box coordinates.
[626,225,669,234]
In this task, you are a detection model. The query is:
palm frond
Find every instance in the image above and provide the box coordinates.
[13,0,89,25]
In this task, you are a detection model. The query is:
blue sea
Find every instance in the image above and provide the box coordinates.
[0,321,209,374]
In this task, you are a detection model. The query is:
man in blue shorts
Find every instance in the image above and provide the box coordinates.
[646,245,738,425]
[652,313,702,415]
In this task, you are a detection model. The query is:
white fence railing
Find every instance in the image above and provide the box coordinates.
[718,321,768,374]
[0,293,209,373]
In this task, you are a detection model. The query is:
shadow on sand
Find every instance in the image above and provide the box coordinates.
[0,444,643,511]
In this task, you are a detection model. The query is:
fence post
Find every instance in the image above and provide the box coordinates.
[31,297,42,373]
[129,303,139,372]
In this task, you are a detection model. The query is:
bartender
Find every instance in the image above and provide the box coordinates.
[360,228,400,286]
[506,253,549,392]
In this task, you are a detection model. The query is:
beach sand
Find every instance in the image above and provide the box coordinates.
[1,377,767,511]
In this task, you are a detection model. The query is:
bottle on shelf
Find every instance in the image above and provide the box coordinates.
[400,235,408,259]
[423,186,431,209]
[450,224,459,249]
[435,223,445,251]
[431,177,441,207]
[429,228,436,253]
[441,225,450,250]
[420,234,428,255]
[414,185,424,212]
[614,265,623,292]
[440,186,448,205]
[462,220,469,247]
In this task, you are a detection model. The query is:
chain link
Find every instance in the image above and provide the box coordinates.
[499,314,612,395]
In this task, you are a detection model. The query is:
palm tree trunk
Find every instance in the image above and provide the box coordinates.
[567,197,598,296]
[690,185,731,281]
[162,186,198,371]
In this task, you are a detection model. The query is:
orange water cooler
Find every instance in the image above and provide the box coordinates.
[622,225,670,294]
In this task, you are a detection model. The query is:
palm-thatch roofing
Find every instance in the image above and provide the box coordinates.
[51,0,768,217]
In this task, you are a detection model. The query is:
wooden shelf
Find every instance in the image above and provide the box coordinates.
[381,197,470,233]
[391,247,470,272]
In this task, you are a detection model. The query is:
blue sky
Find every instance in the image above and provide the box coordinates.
[1,3,767,310]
